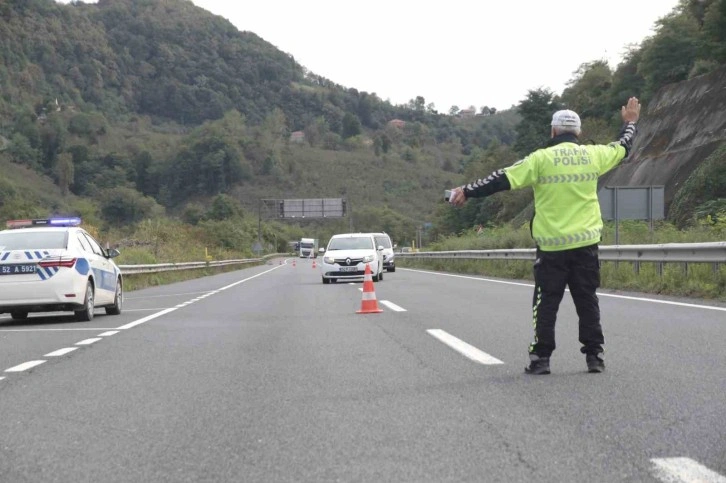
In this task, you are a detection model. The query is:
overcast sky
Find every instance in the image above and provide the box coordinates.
[59,0,681,112]
[188,0,681,112]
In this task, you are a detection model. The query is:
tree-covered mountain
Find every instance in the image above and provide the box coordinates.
[0,0,521,248]
[0,0,724,253]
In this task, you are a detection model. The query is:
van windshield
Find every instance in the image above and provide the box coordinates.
[374,236,391,248]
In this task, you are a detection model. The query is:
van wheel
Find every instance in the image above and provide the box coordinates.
[74,281,95,322]
[322,277,330,284]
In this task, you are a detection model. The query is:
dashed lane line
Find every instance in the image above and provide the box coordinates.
[45,348,78,357]
[75,338,102,346]
[5,361,46,372]
[380,300,407,312]
[98,331,119,336]
[651,457,726,482]
[427,329,504,365]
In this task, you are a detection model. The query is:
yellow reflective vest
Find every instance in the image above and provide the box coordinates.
[504,140,627,251]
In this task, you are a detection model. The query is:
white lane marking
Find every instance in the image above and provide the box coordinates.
[124,308,175,312]
[45,347,79,357]
[427,329,504,365]
[0,328,120,332]
[0,376,5,380]
[381,300,407,312]
[216,266,281,292]
[75,338,102,345]
[5,361,46,372]
[116,266,281,331]
[98,331,119,336]
[116,307,178,330]
[651,457,726,483]
[125,291,214,300]
[404,269,726,312]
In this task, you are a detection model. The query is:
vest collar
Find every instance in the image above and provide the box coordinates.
[546,132,580,147]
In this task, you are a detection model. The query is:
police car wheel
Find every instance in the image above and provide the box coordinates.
[75,281,95,322]
[105,279,122,315]
[10,311,28,320]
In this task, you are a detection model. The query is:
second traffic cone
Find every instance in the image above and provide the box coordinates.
[356,264,383,314]
[312,257,317,269]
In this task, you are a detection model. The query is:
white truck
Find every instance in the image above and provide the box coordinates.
[299,238,318,258]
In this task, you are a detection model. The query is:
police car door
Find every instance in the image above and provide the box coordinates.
[79,232,116,305]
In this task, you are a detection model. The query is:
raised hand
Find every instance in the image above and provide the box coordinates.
[621,97,641,123]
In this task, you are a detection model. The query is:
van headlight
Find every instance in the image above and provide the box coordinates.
[363,254,374,263]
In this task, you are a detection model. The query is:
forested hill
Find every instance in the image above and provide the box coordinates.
[1,0,724,251]
[2,0,387,128]
[0,0,520,248]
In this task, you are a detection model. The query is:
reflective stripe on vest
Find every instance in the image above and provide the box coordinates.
[536,172,599,184]
[534,228,602,247]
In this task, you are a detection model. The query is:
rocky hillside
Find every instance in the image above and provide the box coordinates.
[601,65,726,214]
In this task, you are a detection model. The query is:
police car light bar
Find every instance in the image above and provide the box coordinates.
[48,217,82,226]
[5,217,82,229]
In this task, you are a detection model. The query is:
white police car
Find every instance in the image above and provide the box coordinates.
[0,217,123,321]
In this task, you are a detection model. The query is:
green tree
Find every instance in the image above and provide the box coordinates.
[701,0,726,62]
[341,112,362,139]
[513,88,561,156]
[638,11,701,99]
[560,61,613,119]
[207,194,243,221]
[7,133,39,167]
[55,152,74,196]
[99,187,163,225]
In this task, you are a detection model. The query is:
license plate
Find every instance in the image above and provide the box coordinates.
[0,264,37,275]
[339,266,358,272]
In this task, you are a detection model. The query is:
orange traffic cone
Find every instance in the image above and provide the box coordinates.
[312,257,317,269]
[356,264,383,314]
[293,259,296,267]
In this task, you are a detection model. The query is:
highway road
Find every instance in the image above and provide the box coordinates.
[1,258,724,482]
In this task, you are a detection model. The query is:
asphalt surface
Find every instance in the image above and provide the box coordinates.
[0,258,724,482]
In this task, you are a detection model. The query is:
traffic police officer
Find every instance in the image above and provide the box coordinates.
[448,97,641,375]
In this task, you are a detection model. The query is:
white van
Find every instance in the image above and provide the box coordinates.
[368,232,395,272]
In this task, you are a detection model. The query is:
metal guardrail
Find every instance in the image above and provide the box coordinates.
[116,244,726,276]
[119,259,262,275]
[395,242,726,264]
[118,254,287,275]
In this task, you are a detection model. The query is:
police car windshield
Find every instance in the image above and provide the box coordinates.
[0,231,68,250]
[328,237,373,250]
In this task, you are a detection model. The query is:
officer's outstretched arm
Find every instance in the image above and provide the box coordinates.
[460,168,512,199]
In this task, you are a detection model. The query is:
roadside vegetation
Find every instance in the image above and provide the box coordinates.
[400,219,726,302]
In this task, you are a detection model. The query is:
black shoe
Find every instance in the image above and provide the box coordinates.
[524,355,550,375]
[586,353,605,373]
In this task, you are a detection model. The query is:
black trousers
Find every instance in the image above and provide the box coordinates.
[529,244,603,358]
